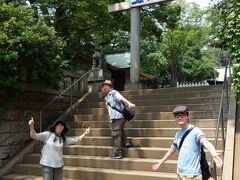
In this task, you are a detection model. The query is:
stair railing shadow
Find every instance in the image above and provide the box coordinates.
[123,140,145,158]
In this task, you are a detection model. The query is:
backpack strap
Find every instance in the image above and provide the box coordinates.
[107,102,123,114]
[179,126,195,151]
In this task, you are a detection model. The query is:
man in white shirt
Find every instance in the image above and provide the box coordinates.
[102,80,135,159]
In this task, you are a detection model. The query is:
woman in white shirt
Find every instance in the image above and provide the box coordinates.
[28,117,90,180]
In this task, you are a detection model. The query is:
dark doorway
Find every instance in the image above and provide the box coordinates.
[111,70,125,91]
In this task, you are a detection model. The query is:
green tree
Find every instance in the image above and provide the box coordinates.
[33,0,129,59]
[31,0,183,68]
[139,3,181,87]
[0,0,67,110]
[141,1,220,87]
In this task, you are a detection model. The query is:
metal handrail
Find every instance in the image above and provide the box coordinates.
[211,58,231,179]
[39,69,94,132]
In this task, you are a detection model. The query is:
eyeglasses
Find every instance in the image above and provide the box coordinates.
[174,113,187,118]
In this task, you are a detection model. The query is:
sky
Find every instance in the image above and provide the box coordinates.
[185,0,212,9]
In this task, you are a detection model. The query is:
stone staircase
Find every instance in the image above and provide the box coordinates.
[1,85,225,180]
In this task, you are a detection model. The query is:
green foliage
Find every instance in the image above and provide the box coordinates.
[205,5,226,49]
[35,0,122,55]
[138,3,180,86]
[181,50,218,82]
[0,0,67,110]
[212,0,240,98]
[220,0,240,97]
[141,3,181,40]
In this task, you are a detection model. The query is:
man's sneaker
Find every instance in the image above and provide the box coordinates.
[125,142,131,148]
[112,154,122,159]
[111,152,123,159]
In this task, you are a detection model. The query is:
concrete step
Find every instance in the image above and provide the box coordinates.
[1,174,43,180]
[77,136,224,149]
[84,90,222,102]
[70,119,219,129]
[23,154,178,173]
[73,111,219,121]
[12,163,177,180]
[26,154,223,176]
[11,160,219,180]
[67,127,223,138]
[32,145,223,160]
[76,103,221,114]
[78,97,221,108]
[1,174,77,180]
[88,85,223,97]
[32,145,177,159]
[88,87,221,101]
[2,173,221,180]
[76,136,168,147]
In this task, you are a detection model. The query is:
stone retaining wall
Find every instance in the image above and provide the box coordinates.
[0,71,89,169]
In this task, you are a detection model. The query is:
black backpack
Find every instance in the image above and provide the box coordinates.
[107,103,135,121]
